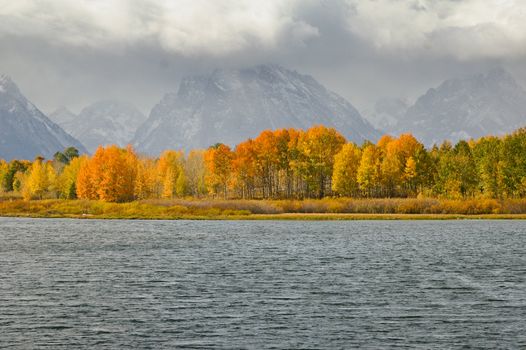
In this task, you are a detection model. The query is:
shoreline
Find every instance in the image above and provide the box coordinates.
[1,212,526,221]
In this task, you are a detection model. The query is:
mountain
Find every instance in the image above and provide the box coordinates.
[60,100,146,153]
[0,75,86,160]
[397,68,526,146]
[133,64,381,154]
[366,97,408,132]
[49,106,77,125]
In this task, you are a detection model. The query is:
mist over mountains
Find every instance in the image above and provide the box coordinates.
[49,107,76,126]
[1,65,526,160]
[390,68,526,146]
[366,98,409,133]
[132,64,381,154]
[0,75,86,160]
[52,101,146,153]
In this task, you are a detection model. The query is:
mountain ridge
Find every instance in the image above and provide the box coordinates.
[57,100,146,153]
[0,75,87,160]
[394,67,526,145]
[49,107,77,125]
[133,64,381,154]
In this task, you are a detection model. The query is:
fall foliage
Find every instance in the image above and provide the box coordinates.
[3,126,526,203]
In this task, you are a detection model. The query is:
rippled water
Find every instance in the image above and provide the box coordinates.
[1,218,525,349]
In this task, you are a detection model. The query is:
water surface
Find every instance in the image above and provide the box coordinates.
[1,218,525,348]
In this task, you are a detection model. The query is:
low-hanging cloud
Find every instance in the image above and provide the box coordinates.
[0,0,319,55]
[1,0,526,114]
[345,0,526,60]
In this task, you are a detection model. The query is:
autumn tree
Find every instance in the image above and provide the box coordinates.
[500,128,526,197]
[185,150,208,197]
[76,145,138,202]
[175,170,189,197]
[471,137,503,198]
[76,155,97,200]
[95,146,123,202]
[204,143,233,198]
[9,124,526,202]
[158,150,184,199]
[22,159,51,200]
[285,129,304,198]
[357,144,382,197]
[379,137,402,196]
[274,129,302,198]
[297,126,346,198]
[332,142,362,197]
[57,156,86,199]
[433,140,478,198]
[1,160,29,192]
[0,160,7,193]
[232,139,258,198]
[378,133,425,197]
[134,158,160,200]
[253,131,281,198]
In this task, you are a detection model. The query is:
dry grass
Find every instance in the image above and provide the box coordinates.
[1,197,526,220]
[141,198,282,214]
[0,199,250,219]
[0,192,23,201]
[270,198,509,215]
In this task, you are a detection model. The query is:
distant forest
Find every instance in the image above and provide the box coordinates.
[1,125,526,202]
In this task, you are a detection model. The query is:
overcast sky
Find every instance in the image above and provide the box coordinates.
[1,0,526,115]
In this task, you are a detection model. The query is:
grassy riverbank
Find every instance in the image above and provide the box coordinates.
[1,198,526,220]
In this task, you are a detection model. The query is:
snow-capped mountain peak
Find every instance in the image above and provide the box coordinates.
[133,64,381,154]
[0,74,26,102]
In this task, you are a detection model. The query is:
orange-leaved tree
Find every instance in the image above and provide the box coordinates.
[204,143,233,198]
[76,145,138,202]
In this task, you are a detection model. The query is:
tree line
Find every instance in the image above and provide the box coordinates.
[1,125,526,202]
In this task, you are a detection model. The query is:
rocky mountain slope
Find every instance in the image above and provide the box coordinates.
[57,100,146,153]
[396,68,526,145]
[0,75,86,160]
[49,106,77,126]
[133,64,381,154]
[366,97,408,132]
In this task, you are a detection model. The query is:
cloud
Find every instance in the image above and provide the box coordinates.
[2,0,525,60]
[0,0,319,56]
[345,0,526,59]
[1,0,525,115]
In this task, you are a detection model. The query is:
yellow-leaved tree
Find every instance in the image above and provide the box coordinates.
[185,150,208,197]
[22,159,51,200]
[158,150,184,199]
[357,144,382,197]
[58,156,87,199]
[298,125,346,198]
[332,142,362,197]
[134,158,160,200]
